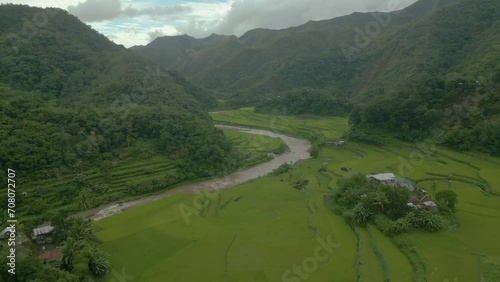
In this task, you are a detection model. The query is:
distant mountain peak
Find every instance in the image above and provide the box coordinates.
[400,0,459,16]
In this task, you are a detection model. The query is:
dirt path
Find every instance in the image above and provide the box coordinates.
[88,125,311,221]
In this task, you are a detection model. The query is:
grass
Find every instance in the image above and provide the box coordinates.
[18,155,178,219]
[19,128,286,222]
[95,108,500,282]
[211,107,348,140]
[221,128,287,169]
[367,225,414,282]
[96,178,357,281]
[356,226,386,282]
[222,129,284,153]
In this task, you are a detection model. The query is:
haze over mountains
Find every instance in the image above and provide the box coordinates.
[132,0,497,100]
[133,0,500,154]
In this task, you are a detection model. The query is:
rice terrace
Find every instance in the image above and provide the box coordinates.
[93,108,500,282]
[1,1,499,281]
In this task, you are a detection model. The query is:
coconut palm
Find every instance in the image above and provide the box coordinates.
[61,237,86,271]
[67,218,92,242]
[351,203,372,225]
[370,192,388,212]
[88,245,111,276]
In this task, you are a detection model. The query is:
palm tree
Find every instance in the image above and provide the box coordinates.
[61,237,86,271]
[370,192,388,212]
[351,203,372,225]
[68,218,93,242]
[88,245,111,276]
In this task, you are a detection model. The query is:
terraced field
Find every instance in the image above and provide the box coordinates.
[221,128,287,168]
[20,155,178,217]
[211,107,347,140]
[21,129,285,221]
[95,109,500,282]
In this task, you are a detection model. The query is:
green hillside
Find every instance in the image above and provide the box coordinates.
[133,0,499,101]
[133,0,500,155]
[0,4,236,221]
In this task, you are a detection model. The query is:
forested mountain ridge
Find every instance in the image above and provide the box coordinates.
[0,4,232,184]
[131,0,475,101]
[133,0,500,155]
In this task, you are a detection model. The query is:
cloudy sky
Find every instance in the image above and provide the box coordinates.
[2,0,418,47]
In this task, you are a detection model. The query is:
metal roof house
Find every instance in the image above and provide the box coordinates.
[32,225,55,243]
[367,173,415,191]
[0,227,14,239]
[367,173,395,185]
[327,140,346,147]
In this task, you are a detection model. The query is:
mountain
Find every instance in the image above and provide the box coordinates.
[132,0,499,100]
[132,0,468,99]
[133,0,500,155]
[0,4,232,184]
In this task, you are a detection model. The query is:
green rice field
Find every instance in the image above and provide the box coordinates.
[20,127,284,220]
[95,109,500,282]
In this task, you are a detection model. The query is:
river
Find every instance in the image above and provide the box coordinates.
[90,125,311,221]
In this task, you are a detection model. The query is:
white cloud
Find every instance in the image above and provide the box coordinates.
[209,0,418,37]
[148,25,180,41]
[0,0,76,8]
[174,1,232,37]
[66,0,191,22]
[0,0,419,47]
[67,0,122,22]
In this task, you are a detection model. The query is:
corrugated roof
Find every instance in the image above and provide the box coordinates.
[0,227,12,236]
[368,173,395,181]
[33,226,54,236]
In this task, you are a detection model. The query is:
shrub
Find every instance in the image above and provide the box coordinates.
[272,162,293,176]
[406,210,445,232]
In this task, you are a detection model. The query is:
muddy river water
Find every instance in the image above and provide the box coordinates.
[90,125,311,221]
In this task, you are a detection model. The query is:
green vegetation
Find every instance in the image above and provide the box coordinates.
[1,0,500,280]
[0,4,239,223]
[135,0,500,155]
[435,190,458,212]
[133,0,499,106]
[0,216,109,282]
[95,110,500,281]
[332,174,451,233]
[0,4,232,176]
[221,128,288,169]
[210,107,348,140]
[3,129,285,225]
[58,217,110,279]
[254,88,351,116]
[349,76,500,155]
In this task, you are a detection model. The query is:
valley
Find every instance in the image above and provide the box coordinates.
[0,0,499,281]
[89,125,310,221]
[93,109,500,282]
